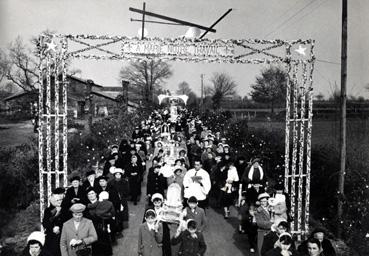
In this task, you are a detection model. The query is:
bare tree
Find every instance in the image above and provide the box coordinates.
[0,49,10,84]
[119,60,172,107]
[2,31,81,93]
[208,72,237,109]
[5,37,38,92]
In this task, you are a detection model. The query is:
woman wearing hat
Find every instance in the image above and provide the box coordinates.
[42,189,65,256]
[82,171,99,195]
[108,168,130,233]
[147,165,167,204]
[60,203,97,256]
[126,154,144,205]
[241,158,267,188]
[218,159,239,219]
[62,176,85,222]
[85,188,114,256]
[255,192,273,256]
[23,231,51,256]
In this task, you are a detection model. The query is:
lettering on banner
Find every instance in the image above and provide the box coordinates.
[122,40,234,58]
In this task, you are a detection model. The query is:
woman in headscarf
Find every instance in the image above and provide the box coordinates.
[23,231,51,256]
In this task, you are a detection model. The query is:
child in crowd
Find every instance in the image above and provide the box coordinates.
[238,193,258,253]
[138,209,163,256]
[182,196,207,232]
[171,219,207,256]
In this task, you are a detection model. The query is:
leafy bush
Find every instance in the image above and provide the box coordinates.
[0,138,38,210]
[67,112,144,176]
[201,111,285,181]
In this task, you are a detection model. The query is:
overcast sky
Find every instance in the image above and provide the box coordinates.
[0,0,368,98]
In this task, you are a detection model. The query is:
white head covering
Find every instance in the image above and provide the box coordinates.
[99,191,109,201]
[27,231,45,246]
[151,193,164,202]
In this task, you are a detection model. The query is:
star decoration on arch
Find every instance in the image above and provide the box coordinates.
[45,40,57,53]
[295,45,306,56]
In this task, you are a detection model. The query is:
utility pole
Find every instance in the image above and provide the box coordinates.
[141,2,146,40]
[86,80,94,134]
[337,0,347,239]
[200,74,204,114]
[122,80,129,112]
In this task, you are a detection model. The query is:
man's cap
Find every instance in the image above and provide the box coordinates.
[69,203,86,213]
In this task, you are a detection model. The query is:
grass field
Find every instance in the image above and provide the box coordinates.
[0,121,35,147]
[247,118,369,149]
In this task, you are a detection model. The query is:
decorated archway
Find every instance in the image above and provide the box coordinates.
[37,34,315,238]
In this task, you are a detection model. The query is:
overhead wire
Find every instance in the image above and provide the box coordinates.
[264,0,319,37]
[316,59,341,65]
[275,0,329,34]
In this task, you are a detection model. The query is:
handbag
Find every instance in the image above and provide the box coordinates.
[75,242,92,256]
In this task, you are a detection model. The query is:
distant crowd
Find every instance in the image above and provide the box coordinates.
[24,107,336,256]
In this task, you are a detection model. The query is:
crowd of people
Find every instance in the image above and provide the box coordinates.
[24,104,337,256]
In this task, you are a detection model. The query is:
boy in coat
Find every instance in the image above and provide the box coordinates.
[138,209,163,256]
[182,196,207,232]
[171,219,207,256]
